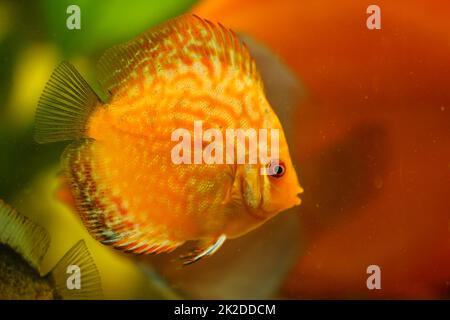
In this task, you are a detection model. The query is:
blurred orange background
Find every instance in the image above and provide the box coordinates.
[193,0,450,298]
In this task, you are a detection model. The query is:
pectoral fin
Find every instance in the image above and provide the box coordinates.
[242,165,262,209]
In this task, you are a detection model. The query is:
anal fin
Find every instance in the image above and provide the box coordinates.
[62,139,184,256]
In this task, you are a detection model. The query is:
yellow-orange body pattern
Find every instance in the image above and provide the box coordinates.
[36,15,302,262]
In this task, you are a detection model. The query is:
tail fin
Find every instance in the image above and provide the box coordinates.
[34,61,101,144]
[50,240,103,300]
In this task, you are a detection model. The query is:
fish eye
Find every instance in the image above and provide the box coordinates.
[269,161,285,178]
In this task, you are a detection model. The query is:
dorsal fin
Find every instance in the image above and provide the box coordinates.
[0,200,50,270]
[96,14,260,97]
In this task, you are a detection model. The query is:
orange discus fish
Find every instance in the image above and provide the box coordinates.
[35,14,303,264]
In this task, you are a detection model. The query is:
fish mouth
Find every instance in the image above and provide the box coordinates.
[292,195,302,207]
[293,186,304,206]
[247,189,303,220]
[293,189,303,206]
